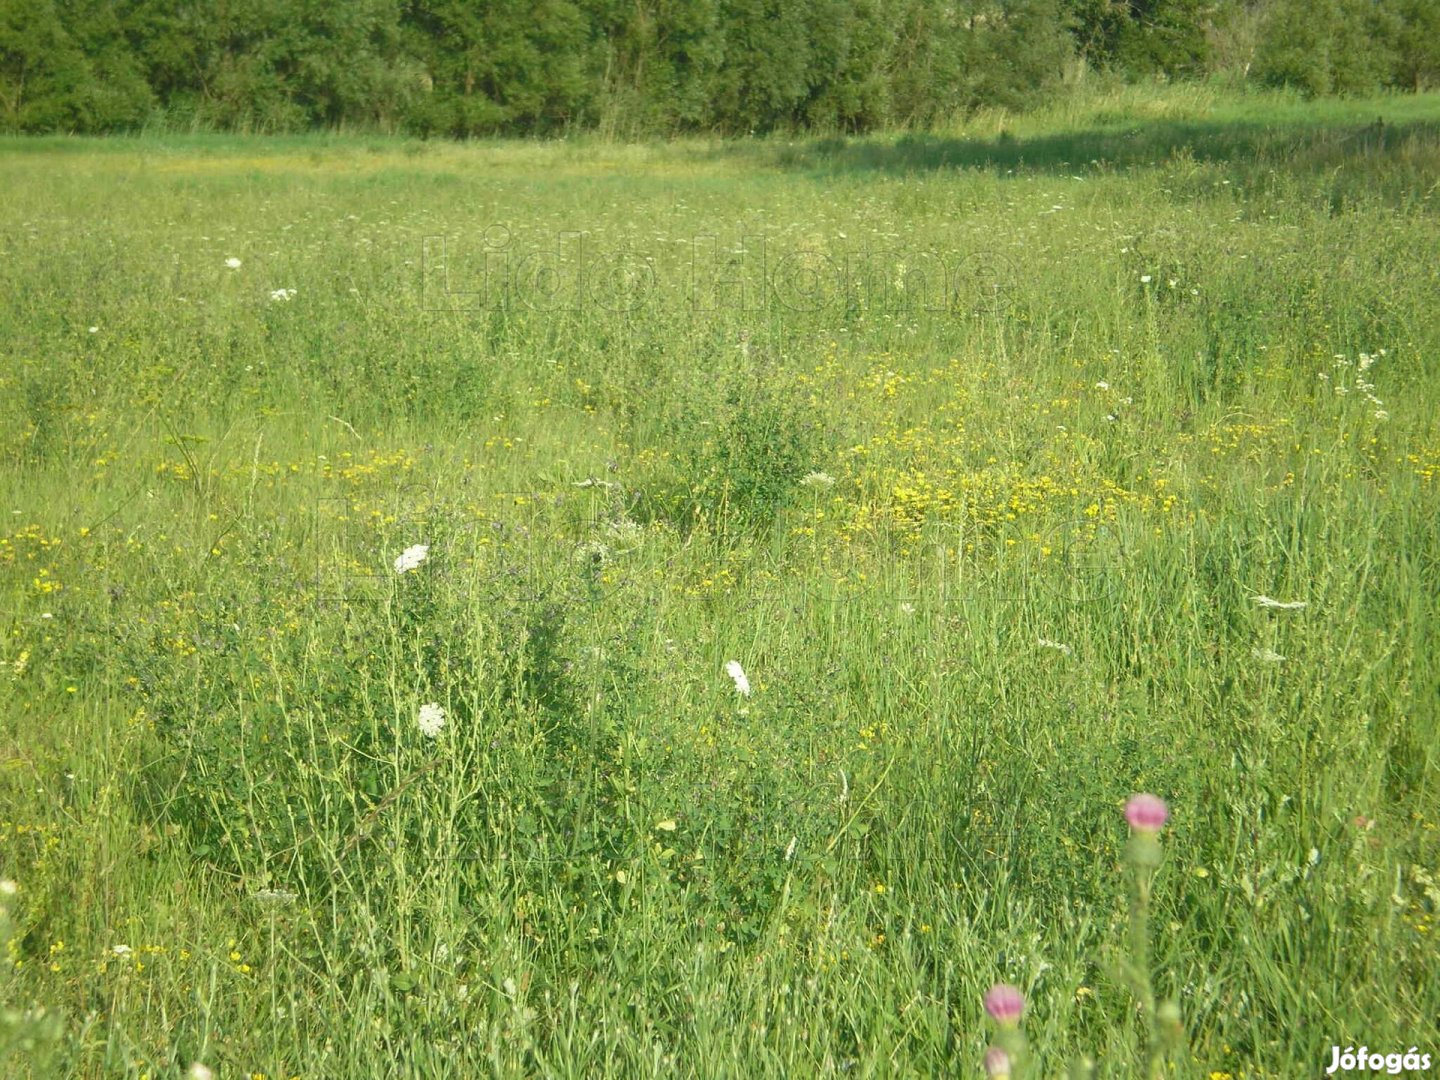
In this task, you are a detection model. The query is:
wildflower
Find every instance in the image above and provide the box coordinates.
[1037,637,1072,656]
[800,471,836,489]
[1095,381,1109,390]
[225,257,242,270]
[417,702,446,738]
[394,543,429,574]
[603,519,645,549]
[188,1066,214,1080]
[983,983,1025,1027]
[0,879,16,897]
[268,288,296,302]
[574,540,612,565]
[1251,647,1284,663]
[984,1046,1012,1079]
[724,660,751,697]
[1140,274,1152,284]
[88,326,99,333]
[899,602,916,615]
[1252,595,1306,610]
[252,889,298,906]
[111,944,133,957]
[1125,793,1169,834]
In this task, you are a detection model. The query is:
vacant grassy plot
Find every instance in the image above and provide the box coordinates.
[1,87,1438,1078]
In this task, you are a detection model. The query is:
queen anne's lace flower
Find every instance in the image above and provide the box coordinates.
[394,544,429,574]
[724,660,750,696]
[417,702,446,738]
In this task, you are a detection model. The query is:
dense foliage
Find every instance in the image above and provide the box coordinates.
[3,0,1438,135]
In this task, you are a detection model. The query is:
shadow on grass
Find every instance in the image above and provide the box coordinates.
[711,114,1440,183]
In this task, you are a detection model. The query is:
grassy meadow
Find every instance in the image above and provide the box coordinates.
[1,85,1438,1077]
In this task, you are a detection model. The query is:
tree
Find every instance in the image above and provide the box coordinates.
[888,0,970,125]
[1066,0,1211,77]
[0,0,122,131]
[969,0,1075,111]
[583,0,725,134]
[1385,0,1440,91]
[1254,0,1393,96]
[402,0,593,136]
[800,0,895,131]
[707,0,815,132]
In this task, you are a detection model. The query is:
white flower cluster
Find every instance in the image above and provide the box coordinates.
[724,660,751,696]
[1320,350,1388,420]
[394,543,429,574]
[574,540,612,565]
[417,702,446,738]
[603,518,645,550]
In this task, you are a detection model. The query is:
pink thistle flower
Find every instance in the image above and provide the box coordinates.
[983,983,1025,1027]
[984,1046,1012,1078]
[1125,793,1169,834]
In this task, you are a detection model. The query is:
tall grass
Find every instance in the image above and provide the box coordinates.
[0,88,1437,1077]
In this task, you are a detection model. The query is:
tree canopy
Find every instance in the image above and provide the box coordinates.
[2,0,1436,134]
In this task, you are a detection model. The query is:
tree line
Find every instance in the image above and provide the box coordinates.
[3,0,1438,136]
